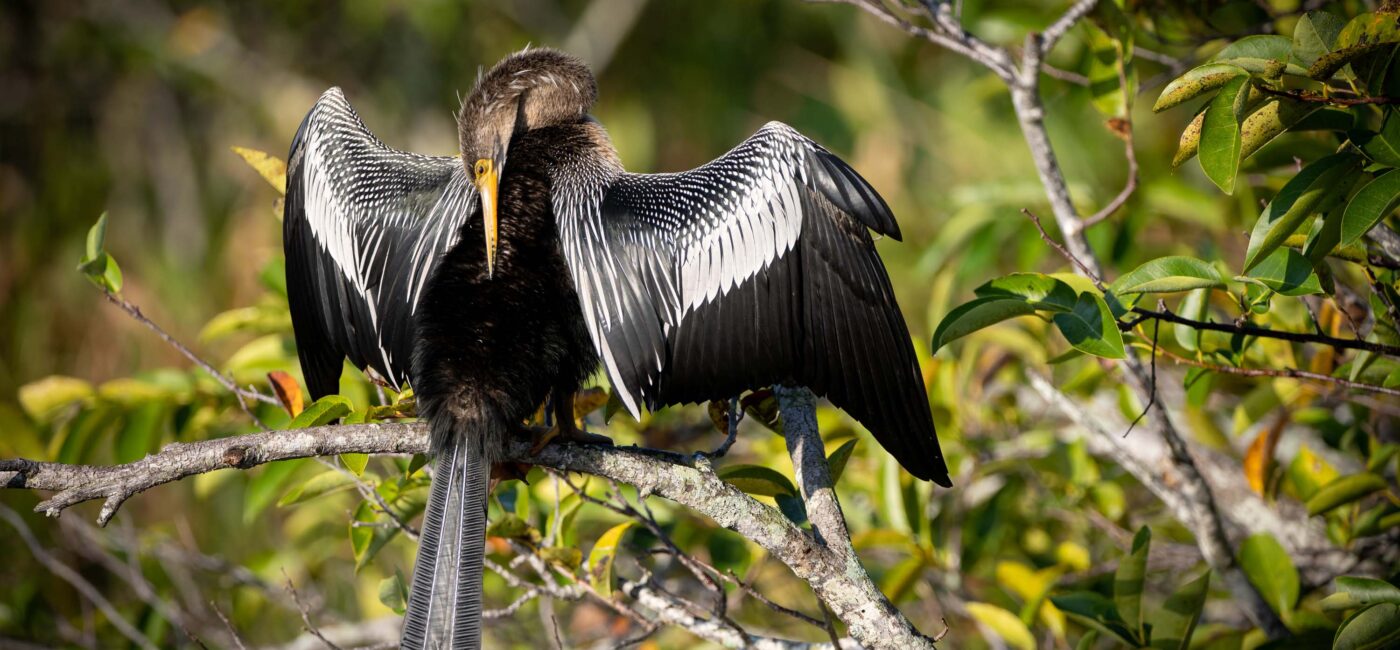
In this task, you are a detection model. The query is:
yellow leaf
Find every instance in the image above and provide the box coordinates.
[232,146,288,195]
[588,521,633,598]
[966,602,1036,650]
[1056,541,1091,572]
[1244,414,1286,496]
[18,375,94,423]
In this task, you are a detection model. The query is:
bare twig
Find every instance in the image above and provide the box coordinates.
[0,506,157,650]
[1129,306,1400,357]
[1021,208,1106,289]
[1146,344,1400,398]
[99,289,276,428]
[283,570,343,650]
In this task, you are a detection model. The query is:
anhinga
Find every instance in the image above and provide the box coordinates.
[283,48,949,649]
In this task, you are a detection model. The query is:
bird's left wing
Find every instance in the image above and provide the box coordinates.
[284,88,477,398]
[559,122,948,485]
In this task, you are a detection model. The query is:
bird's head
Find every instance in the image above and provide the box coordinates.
[458,47,597,277]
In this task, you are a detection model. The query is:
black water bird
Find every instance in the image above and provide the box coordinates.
[282,48,948,649]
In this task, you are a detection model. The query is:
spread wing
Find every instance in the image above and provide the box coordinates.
[283,87,477,398]
[559,122,948,485]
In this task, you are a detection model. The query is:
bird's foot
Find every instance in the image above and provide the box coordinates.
[528,421,613,455]
[489,461,533,491]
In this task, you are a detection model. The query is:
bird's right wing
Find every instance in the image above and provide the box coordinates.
[284,88,477,397]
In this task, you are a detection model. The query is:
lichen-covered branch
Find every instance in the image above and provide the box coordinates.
[1,415,926,648]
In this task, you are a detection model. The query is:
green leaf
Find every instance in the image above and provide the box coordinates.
[1334,603,1400,650]
[1052,292,1126,359]
[245,458,308,524]
[1112,256,1225,295]
[1115,526,1151,644]
[718,464,797,497]
[965,601,1036,650]
[1309,12,1400,80]
[1322,577,1400,611]
[882,556,928,604]
[1086,24,1135,119]
[1174,289,1210,352]
[198,305,293,342]
[1240,99,1323,163]
[1306,473,1387,516]
[377,570,408,615]
[1358,110,1400,168]
[932,297,1039,351]
[1291,11,1348,69]
[1149,570,1211,650]
[278,469,358,507]
[1245,248,1324,296]
[78,252,124,294]
[115,402,165,464]
[1173,111,1204,167]
[1341,170,1400,247]
[1050,592,1137,645]
[1212,35,1306,76]
[1240,533,1299,615]
[974,273,1079,311]
[1302,202,1347,266]
[487,513,541,543]
[85,212,108,261]
[1154,63,1248,112]
[18,375,95,423]
[350,499,399,570]
[287,395,352,429]
[539,546,583,570]
[341,453,369,477]
[1198,73,1250,193]
[1243,153,1361,272]
[827,439,858,484]
[587,521,633,598]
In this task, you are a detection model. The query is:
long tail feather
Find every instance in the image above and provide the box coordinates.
[401,416,495,649]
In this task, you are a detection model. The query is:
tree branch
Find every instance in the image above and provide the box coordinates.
[1129,306,1400,358]
[828,0,1290,636]
[1,417,928,649]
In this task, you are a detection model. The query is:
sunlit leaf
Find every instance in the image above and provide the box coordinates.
[827,438,858,484]
[1212,35,1305,76]
[882,555,927,604]
[1198,73,1250,193]
[1111,256,1225,295]
[378,570,408,615]
[1115,526,1150,643]
[287,395,352,429]
[966,601,1036,650]
[1309,12,1400,80]
[1306,473,1386,516]
[1292,11,1348,69]
[1244,248,1324,296]
[587,521,633,598]
[1322,577,1400,611]
[231,146,288,195]
[932,297,1039,351]
[1240,533,1299,615]
[1333,603,1400,650]
[718,464,797,497]
[1154,63,1247,112]
[1149,570,1210,649]
[974,273,1078,310]
[1243,153,1361,272]
[245,458,308,524]
[18,375,95,423]
[278,469,357,507]
[1341,170,1400,246]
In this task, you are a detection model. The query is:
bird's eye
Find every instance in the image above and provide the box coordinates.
[474,162,485,176]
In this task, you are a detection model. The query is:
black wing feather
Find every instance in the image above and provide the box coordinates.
[283,87,476,398]
[564,122,948,485]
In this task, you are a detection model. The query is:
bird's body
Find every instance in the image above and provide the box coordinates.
[282,47,947,650]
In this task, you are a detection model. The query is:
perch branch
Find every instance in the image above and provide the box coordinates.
[1,417,923,649]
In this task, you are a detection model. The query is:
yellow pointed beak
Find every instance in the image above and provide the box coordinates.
[474,159,499,278]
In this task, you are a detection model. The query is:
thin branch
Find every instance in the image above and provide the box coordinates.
[99,289,276,427]
[1254,85,1400,106]
[0,506,157,650]
[1146,344,1400,398]
[1130,306,1400,358]
[283,570,343,650]
[1021,208,1106,289]
[1082,57,1139,230]
[1038,0,1099,57]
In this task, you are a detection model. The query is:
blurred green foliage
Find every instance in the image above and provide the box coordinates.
[3,0,1400,648]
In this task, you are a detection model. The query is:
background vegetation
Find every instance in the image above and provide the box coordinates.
[2,0,1398,648]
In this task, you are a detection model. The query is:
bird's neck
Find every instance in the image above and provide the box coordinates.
[538,119,624,209]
